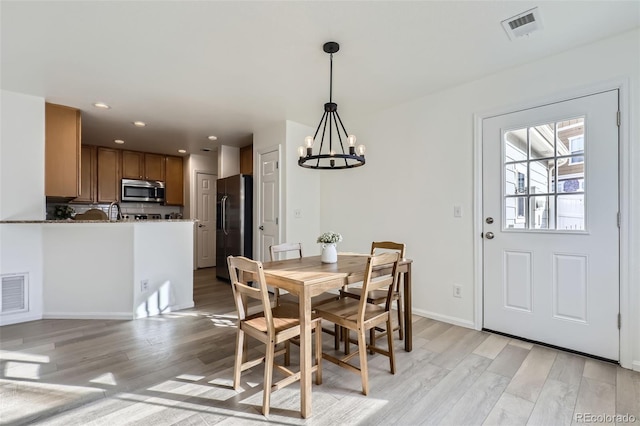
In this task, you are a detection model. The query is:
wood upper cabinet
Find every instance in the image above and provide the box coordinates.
[45,103,81,197]
[97,147,120,203]
[165,156,184,206]
[144,153,165,181]
[122,151,144,179]
[71,145,97,203]
[122,151,165,181]
[240,145,253,175]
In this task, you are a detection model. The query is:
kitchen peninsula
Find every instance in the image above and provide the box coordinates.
[0,219,194,321]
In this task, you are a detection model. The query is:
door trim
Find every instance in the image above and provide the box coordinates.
[473,78,632,369]
[254,145,282,262]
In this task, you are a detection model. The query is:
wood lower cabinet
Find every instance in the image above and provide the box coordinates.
[97,147,120,203]
[165,156,184,206]
[71,145,97,203]
[45,103,81,198]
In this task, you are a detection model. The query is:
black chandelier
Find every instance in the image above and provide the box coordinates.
[298,42,365,169]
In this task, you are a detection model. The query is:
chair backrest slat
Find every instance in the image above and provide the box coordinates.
[227,256,274,330]
[269,242,303,261]
[358,252,400,321]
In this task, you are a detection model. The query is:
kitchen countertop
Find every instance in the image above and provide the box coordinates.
[0,219,196,224]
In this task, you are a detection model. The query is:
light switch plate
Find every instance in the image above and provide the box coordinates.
[454,205,462,218]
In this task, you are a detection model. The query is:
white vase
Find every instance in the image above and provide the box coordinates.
[321,243,338,263]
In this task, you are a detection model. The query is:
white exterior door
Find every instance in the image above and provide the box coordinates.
[482,90,619,360]
[257,149,279,262]
[196,172,216,268]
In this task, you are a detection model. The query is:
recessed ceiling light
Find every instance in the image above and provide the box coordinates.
[207,135,218,141]
[114,139,125,144]
[133,121,146,127]
[177,149,187,154]
[93,102,111,109]
[201,148,212,152]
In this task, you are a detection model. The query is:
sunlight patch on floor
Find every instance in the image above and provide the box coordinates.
[89,372,118,386]
[0,379,105,424]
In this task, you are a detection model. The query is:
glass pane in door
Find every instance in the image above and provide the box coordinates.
[503,116,586,231]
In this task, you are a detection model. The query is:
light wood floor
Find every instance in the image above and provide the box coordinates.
[1,268,638,425]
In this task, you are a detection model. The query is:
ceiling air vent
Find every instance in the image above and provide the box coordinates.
[501,7,543,41]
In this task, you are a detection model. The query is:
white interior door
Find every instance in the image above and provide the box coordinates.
[483,90,619,360]
[258,149,279,262]
[196,172,216,268]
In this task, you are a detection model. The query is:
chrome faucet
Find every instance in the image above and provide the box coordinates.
[108,202,122,221]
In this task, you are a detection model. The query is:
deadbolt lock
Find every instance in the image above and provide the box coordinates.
[485,217,494,224]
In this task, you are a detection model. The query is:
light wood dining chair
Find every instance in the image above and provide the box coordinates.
[227,255,323,416]
[269,242,342,348]
[340,241,406,348]
[314,252,399,396]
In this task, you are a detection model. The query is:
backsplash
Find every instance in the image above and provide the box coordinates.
[46,202,183,221]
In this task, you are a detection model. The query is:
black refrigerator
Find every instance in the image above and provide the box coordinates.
[216,174,253,280]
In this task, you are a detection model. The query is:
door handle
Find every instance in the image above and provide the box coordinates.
[221,195,228,235]
[485,231,495,240]
[259,225,264,231]
[198,223,205,228]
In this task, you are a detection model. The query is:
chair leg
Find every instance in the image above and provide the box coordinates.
[386,317,396,375]
[284,340,290,366]
[344,328,351,355]
[369,328,376,354]
[262,340,275,416]
[357,329,369,396]
[233,329,245,390]
[315,321,323,385]
[396,296,404,340]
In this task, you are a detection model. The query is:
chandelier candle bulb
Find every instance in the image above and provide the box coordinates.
[305,136,314,148]
[357,144,366,156]
[298,146,305,157]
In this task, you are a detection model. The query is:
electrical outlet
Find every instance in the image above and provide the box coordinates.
[453,284,462,298]
[141,279,149,292]
[294,209,302,219]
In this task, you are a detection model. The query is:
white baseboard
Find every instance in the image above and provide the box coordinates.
[0,312,43,326]
[412,308,475,329]
[43,312,133,320]
[632,360,640,372]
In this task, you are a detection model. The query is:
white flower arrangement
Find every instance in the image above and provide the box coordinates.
[317,231,343,244]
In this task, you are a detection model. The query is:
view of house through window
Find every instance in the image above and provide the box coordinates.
[503,117,585,230]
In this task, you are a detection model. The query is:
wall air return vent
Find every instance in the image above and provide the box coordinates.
[501,7,543,40]
[1,273,29,314]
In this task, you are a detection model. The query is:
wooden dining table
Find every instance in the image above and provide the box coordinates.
[261,254,413,418]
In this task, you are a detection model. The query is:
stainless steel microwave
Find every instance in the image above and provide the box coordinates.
[121,179,165,203]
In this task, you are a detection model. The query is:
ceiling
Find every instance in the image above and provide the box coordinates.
[2,1,638,157]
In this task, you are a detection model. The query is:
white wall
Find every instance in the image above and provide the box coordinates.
[133,222,194,318]
[217,145,240,179]
[0,225,44,325]
[284,121,321,254]
[252,121,321,261]
[0,91,45,325]
[0,90,45,220]
[41,222,194,319]
[319,29,640,368]
[42,223,134,318]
